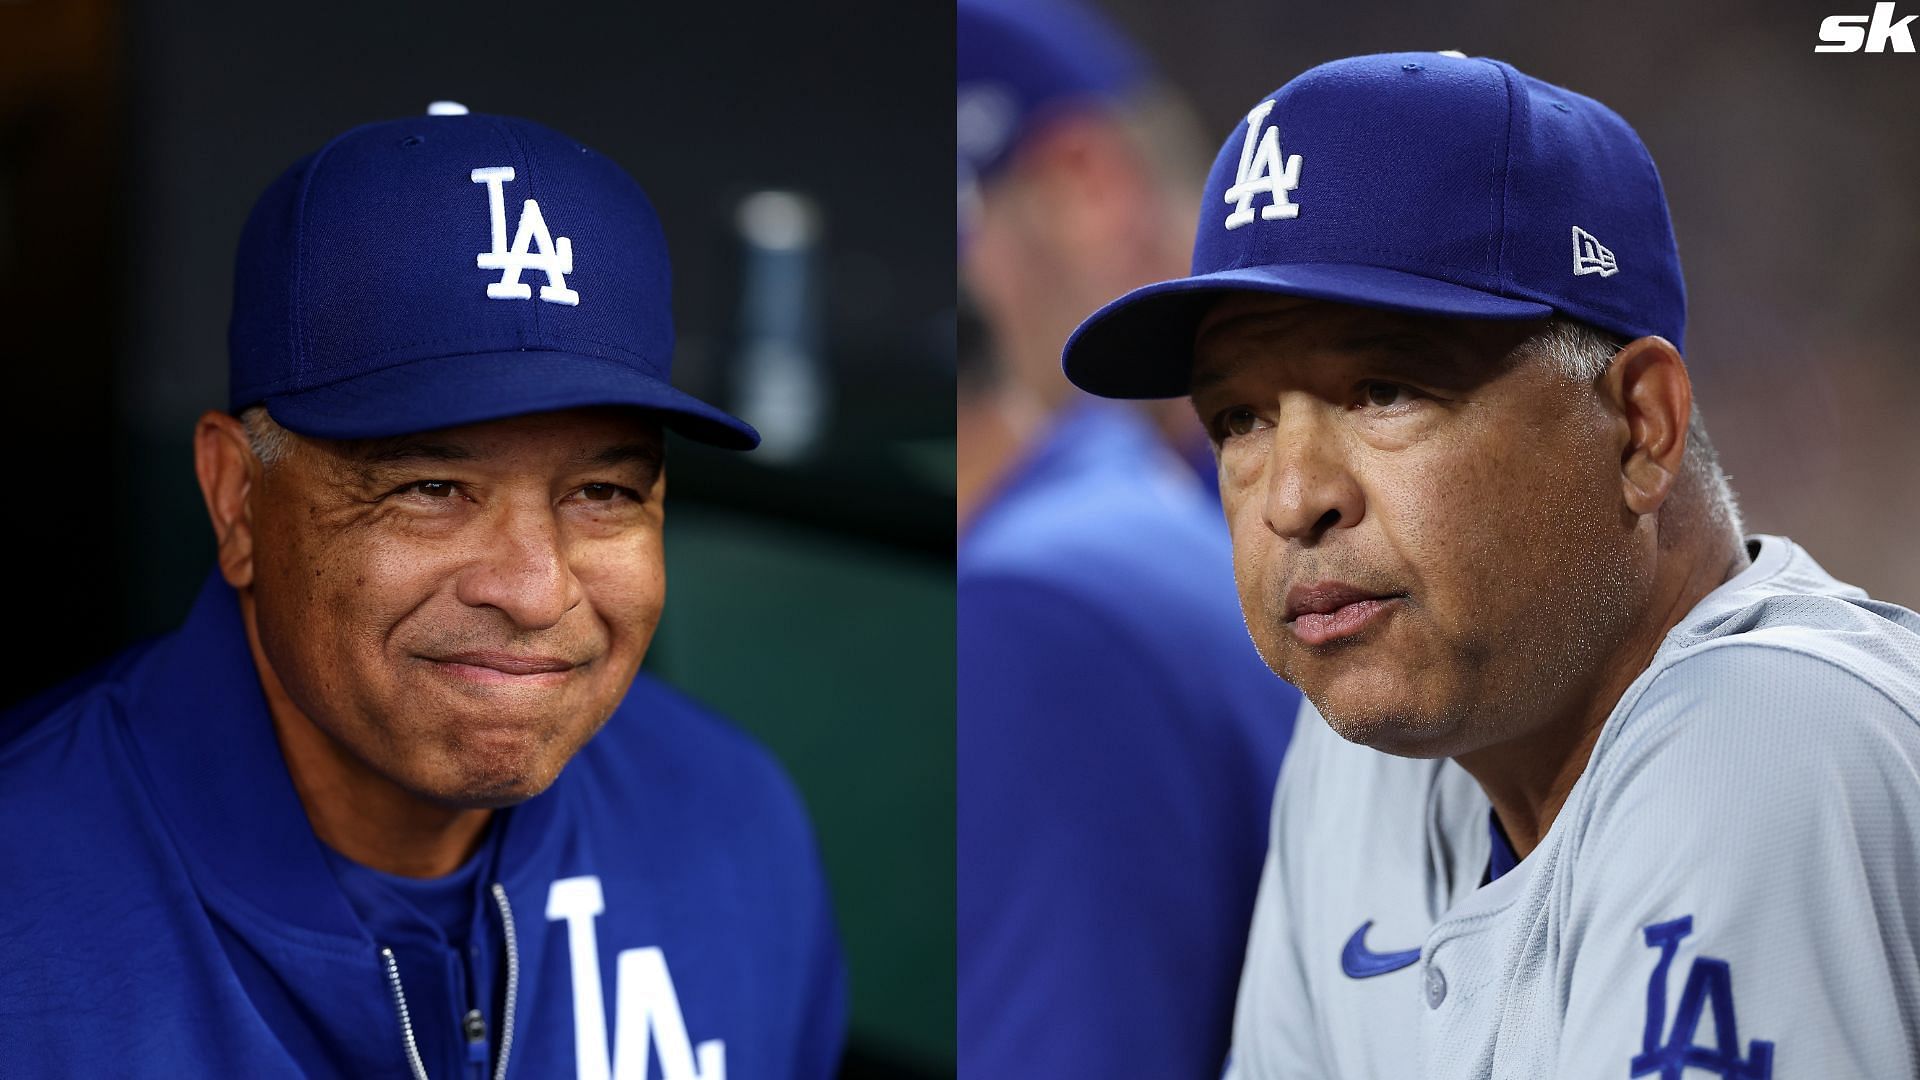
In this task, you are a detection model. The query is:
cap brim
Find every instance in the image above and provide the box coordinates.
[1062,263,1555,399]
[259,350,759,449]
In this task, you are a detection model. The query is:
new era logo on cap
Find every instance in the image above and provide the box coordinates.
[1061,52,1687,399]
[1572,226,1619,277]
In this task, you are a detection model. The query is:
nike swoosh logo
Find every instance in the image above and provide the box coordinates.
[1340,920,1422,978]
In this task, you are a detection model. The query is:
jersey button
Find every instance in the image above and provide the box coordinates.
[1424,964,1448,1009]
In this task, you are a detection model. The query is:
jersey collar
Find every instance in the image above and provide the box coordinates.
[121,570,569,946]
[123,570,372,945]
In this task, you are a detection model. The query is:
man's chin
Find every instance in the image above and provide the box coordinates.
[415,761,564,809]
[1310,687,1468,759]
[409,728,586,808]
[436,784,546,811]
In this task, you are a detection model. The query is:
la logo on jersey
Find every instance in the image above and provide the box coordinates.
[1631,916,1774,1079]
[1223,99,1302,231]
[548,876,725,1080]
[471,166,580,306]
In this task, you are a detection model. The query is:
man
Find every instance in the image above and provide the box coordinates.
[1062,53,1920,1077]
[0,105,844,1078]
[957,2,1300,1076]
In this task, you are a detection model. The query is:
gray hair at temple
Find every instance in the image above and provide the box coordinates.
[239,405,293,470]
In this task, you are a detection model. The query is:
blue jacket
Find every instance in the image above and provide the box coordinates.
[958,404,1299,1078]
[0,572,845,1079]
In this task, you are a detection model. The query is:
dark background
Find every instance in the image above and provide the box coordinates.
[0,0,954,1074]
[1097,0,1920,608]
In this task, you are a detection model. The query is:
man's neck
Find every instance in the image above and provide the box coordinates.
[238,595,492,879]
[1458,531,1751,859]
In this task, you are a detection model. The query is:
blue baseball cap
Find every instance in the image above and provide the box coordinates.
[228,104,758,449]
[956,0,1148,187]
[1062,52,1686,398]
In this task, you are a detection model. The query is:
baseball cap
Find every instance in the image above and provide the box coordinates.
[956,0,1148,188]
[228,103,758,449]
[1062,52,1686,399]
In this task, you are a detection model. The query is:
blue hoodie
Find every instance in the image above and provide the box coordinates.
[0,572,845,1078]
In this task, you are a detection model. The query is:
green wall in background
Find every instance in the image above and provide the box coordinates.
[648,504,955,1069]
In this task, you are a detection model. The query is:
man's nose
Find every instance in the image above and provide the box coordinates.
[455,503,581,631]
[1262,415,1364,544]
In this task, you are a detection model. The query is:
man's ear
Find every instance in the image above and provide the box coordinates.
[1599,336,1693,517]
[193,411,261,589]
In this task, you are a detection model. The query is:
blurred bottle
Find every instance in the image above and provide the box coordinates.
[728,190,827,465]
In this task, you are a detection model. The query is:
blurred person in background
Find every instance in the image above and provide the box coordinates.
[956,1,1301,1075]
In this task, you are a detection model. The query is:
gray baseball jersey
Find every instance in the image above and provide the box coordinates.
[1226,535,1920,1079]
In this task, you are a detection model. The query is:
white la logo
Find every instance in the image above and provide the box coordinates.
[471,166,579,306]
[548,876,725,1080]
[1223,99,1302,231]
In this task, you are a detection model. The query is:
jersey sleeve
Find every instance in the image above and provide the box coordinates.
[958,573,1282,1079]
[1552,643,1920,1079]
[1224,700,1334,1080]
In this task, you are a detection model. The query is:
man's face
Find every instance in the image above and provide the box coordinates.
[246,407,666,807]
[1190,296,1648,758]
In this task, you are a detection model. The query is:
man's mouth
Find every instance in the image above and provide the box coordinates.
[424,651,581,687]
[1283,582,1405,646]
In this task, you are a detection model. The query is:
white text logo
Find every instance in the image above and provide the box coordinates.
[548,876,725,1080]
[1223,99,1302,230]
[1572,226,1619,277]
[1817,3,1917,51]
[472,166,580,305]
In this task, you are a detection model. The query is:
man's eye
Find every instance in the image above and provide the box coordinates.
[580,483,624,502]
[407,480,457,498]
[1217,406,1261,439]
[1362,381,1413,408]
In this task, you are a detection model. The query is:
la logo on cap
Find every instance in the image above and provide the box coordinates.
[1223,99,1302,231]
[470,166,579,306]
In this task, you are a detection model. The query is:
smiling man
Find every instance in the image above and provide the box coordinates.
[1062,54,1920,1078]
[0,107,843,1078]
